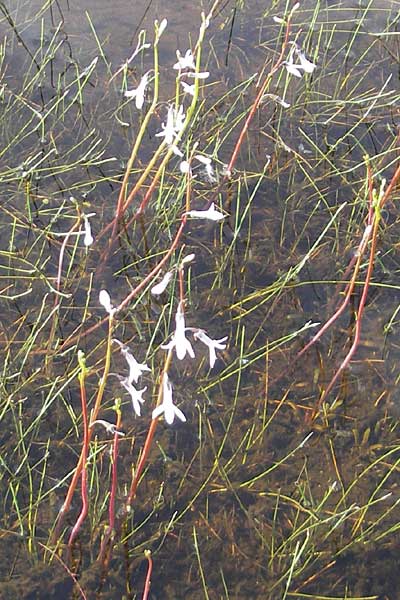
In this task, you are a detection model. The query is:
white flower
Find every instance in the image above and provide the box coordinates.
[194,329,228,368]
[119,376,147,416]
[124,71,150,110]
[150,271,173,296]
[186,202,225,222]
[152,372,186,424]
[186,71,209,79]
[295,47,316,73]
[113,339,150,383]
[180,160,191,174]
[284,43,316,78]
[262,93,290,108]
[180,80,195,96]
[82,213,94,246]
[194,154,216,182]
[170,144,183,157]
[99,289,115,316]
[161,301,195,360]
[91,419,125,436]
[155,18,168,43]
[180,253,195,266]
[155,104,185,146]
[174,49,196,71]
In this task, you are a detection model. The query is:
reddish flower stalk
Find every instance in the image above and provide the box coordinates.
[54,316,114,540]
[98,405,122,565]
[297,221,372,359]
[306,159,400,417]
[142,550,153,600]
[68,352,89,550]
[224,8,295,178]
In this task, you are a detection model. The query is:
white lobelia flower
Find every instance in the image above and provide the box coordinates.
[180,253,195,266]
[284,43,316,78]
[155,18,168,43]
[262,93,290,108]
[161,301,195,360]
[180,80,195,96]
[99,289,115,316]
[119,376,147,416]
[152,372,186,424]
[113,339,150,383]
[193,329,228,368]
[91,419,125,436]
[194,154,216,183]
[295,46,316,74]
[173,49,196,71]
[186,71,209,79]
[150,271,173,296]
[170,144,184,157]
[186,202,225,222]
[124,71,150,110]
[155,104,185,146]
[82,213,94,246]
[179,160,191,175]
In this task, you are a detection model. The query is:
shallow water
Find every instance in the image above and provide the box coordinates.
[0,1,400,599]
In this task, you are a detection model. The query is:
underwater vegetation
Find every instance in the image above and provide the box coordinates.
[0,0,400,598]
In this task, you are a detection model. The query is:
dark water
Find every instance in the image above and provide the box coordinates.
[0,1,400,599]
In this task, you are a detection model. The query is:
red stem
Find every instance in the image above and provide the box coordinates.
[297,222,372,358]
[126,419,158,508]
[142,552,153,600]
[68,368,89,548]
[310,159,400,415]
[225,13,293,177]
[98,410,122,564]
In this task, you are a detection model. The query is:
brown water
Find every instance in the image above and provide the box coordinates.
[0,1,400,599]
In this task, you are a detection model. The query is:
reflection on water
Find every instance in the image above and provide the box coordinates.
[0,1,400,598]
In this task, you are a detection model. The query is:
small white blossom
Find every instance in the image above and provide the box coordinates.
[180,253,195,266]
[82,213,94,246]
[186,202,225,222]
[186,71,209,79]
[119,377,147,416]
[156,104,185,146]
[295,47,316,73]
[99,290,115,316]
[151,271,173,296]
[284,62,303,78]
[284,43,316,78]
[194,154,216,182]
[194,329,228,368]
[152,372,186,424]
[180,80,195,96]
[161,301,195,360]
[91,419,125,436]
[155,18,168,43]
[124,72,150,110]
[174,49,196,71]
[113,339,150,383]
[170,144,183,157]
[180,160,191,174]
[262,93,290,108]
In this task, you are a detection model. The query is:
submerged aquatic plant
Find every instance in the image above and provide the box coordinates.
[3,1,400,598]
